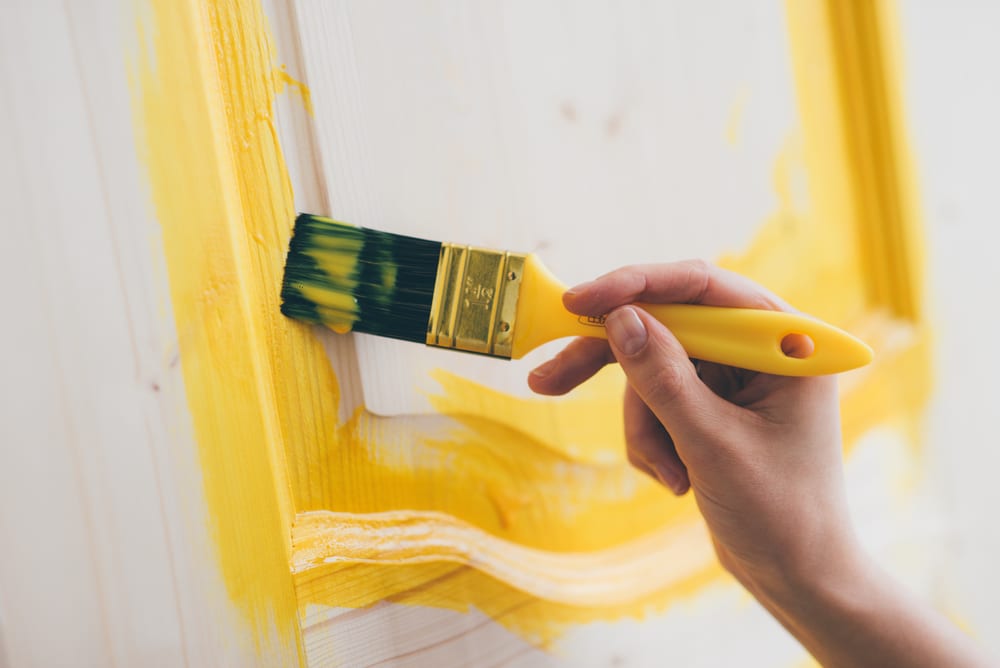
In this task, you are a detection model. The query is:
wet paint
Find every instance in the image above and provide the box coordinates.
[131,0,324,658]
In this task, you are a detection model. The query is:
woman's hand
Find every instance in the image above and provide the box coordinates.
[527,259,856,595]
[527,260,991,667]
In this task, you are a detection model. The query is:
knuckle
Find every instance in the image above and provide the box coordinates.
[683,258,713,275]
[681,259,713,303]
[611,265,648,296]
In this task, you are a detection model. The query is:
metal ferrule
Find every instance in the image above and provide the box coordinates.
[426,243,526,358]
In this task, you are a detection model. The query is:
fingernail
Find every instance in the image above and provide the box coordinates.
[565,280,593,298]
[606,307,647,356]
[530,357,559,378]
[654,464,688,495]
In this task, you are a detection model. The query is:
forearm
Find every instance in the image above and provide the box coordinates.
[755,546,991,668]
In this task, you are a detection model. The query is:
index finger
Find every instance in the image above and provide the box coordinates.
[563,259,794,316]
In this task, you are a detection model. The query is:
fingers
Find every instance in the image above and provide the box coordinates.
[694,359,752,401]
[564,259,793,316]
[528,337,615,396]
[605,305,740,444]
[624,386,690,495]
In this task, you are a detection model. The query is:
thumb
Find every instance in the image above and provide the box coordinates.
[605,306,732,441]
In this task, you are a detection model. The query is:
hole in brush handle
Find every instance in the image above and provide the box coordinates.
[780,332,815,359]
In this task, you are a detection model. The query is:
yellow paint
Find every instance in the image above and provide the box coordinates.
[300,371,701,552]
[428,366,627,466]
[719,134,917,457]
[718,0,932,459]
[274,66,314,116]
[298,232,363,329]
[281,361,724,643]
[131,0,324,659]
[134,0,932,653]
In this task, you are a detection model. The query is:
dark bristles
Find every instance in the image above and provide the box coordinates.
[280,213,442,344]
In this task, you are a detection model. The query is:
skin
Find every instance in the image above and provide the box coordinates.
[528,260,992,668]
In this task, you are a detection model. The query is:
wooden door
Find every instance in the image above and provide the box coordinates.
[0,1,937,666]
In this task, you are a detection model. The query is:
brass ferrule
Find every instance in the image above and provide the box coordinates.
[426,243,526,358]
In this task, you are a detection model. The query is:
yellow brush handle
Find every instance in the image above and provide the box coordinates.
[510,255,874,376]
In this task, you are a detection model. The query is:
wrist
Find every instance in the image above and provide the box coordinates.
[744,535,993,667]
[734,523,870,622]
[760,536,872,620]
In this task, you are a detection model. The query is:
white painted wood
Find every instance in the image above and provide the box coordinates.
[291,0,800,416]
[301,603,555,667]
[298,585,818,668]
[0,1,280,665]
[898,0,1000,655]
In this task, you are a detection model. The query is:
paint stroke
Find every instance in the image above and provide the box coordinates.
[292,510,714,608]
[293,377,722,642]
[293,525,725,647]
[311,390,703,553]
[275,66,314,115]
[131,0,326,659]
[426,366,628,466]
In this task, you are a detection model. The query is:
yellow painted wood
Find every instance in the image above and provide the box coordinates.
[131,0,317,660]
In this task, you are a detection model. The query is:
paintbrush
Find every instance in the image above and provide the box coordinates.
[280,213,873,376]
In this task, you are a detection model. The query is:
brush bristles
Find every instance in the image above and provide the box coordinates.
[280,213,442,344]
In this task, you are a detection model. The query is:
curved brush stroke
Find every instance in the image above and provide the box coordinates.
[427,367,628,467]
[292,510,714,608]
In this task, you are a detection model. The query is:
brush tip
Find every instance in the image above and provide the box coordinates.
[280,214,442,344]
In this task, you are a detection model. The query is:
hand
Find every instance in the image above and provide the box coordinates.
[528,260,992,666]
[527,260,858,598]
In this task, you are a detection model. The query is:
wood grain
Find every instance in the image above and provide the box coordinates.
[0,0,253,664]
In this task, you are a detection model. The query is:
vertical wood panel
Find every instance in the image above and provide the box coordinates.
[0,0,295,663]
[0,0,191,665]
